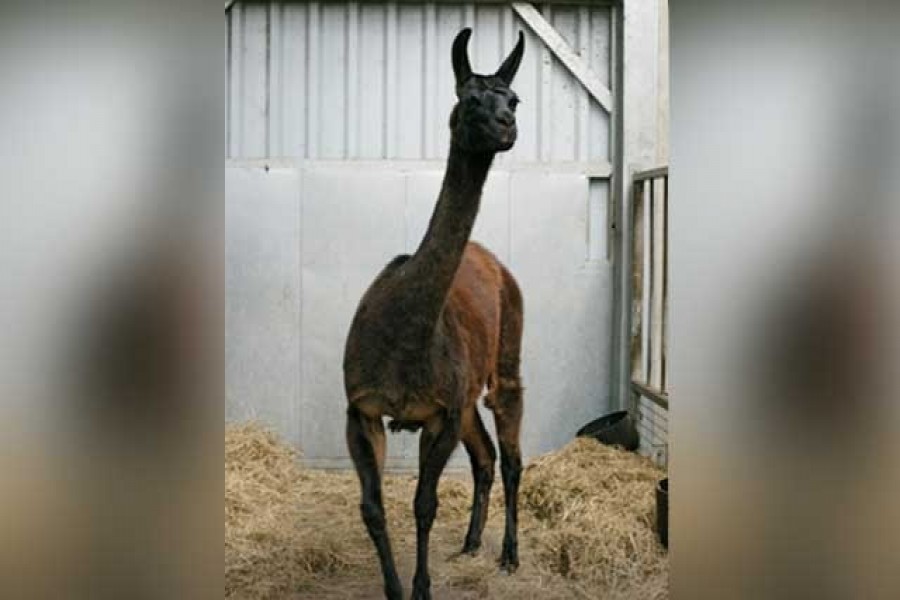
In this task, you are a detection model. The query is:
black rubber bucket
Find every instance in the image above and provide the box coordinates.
[656,478,668,549]
[575,410,639,452]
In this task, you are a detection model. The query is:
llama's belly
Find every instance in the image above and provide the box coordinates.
[395,399,443,423]
[354,392,445,423]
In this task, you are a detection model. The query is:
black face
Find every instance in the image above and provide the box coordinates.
[450,28,525,154]
[452,75,521,153]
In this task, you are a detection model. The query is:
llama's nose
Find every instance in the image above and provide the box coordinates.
[496,109,515,127]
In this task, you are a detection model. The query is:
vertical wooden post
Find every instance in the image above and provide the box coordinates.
[650,177,665,389]
[662,174,669,390]
[644,178,652,383]
[630,179,645,388]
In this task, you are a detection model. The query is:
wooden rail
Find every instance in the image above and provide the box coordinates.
[631,381,669,411]
[633,166,668,182]
[511,2,613,113]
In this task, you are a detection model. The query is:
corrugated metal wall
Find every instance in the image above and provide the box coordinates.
[225,0,621,469]
[227,1,612,163]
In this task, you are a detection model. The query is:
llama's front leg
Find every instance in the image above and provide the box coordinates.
[412,411,461,600]
[346,406,403,600]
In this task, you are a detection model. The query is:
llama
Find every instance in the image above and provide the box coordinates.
[343,28,526,600]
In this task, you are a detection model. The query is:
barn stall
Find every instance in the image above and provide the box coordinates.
[225,0,669,597]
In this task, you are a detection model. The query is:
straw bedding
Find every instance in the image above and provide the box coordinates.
[226,422,668,599]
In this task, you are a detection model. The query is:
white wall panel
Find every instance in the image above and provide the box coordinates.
[225,167,302,447]
[300,167,408,464]
[509,171,610,458]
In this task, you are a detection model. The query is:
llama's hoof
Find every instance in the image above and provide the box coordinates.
[448,549,476,562]
[499,551,519,574]
[384,588,403,600]
[499,559,519,574]
[460,539,482,556]
[411,575,432,600]
[384,578,403,600]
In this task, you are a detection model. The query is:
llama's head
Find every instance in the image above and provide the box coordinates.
[449,28,524,154]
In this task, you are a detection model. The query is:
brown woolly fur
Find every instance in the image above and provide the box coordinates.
[225,423,669,600]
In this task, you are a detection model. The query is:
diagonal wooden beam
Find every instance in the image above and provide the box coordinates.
[511,2,613,114]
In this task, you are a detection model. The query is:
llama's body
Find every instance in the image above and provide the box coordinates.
[343,28,525,600]
[345,240,521,425]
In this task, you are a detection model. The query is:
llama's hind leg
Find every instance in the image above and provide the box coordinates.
[492,382,523,573]
[346,405,402,600]
[492,267,524,572]
[412,410,461,600]
[460,407,496,555]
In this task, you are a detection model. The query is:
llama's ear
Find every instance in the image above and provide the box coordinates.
[452,27,473,86]
[495,31,525,85]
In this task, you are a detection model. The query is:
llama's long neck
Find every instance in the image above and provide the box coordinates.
[405,144,494,327]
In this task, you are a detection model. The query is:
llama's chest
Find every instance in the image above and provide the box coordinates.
[345,331,465,420]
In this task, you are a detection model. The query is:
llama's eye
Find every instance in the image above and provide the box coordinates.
[509,98,520,111]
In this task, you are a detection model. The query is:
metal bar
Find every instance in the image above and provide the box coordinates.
[633,166,669,182]
[606,0,618,261]
[346,1,359,158]
[306,1,320,158]
[610,0,628,411]
[511,2,613,113]
[385,1,398,158]
[265,1,275,157]
[226,5,234,157]
[631,381,669,410]
[423,2,437,158]
[538,3,553,162]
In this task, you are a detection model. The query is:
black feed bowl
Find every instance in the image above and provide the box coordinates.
[575,410,639,452]
[656,478,668,549]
